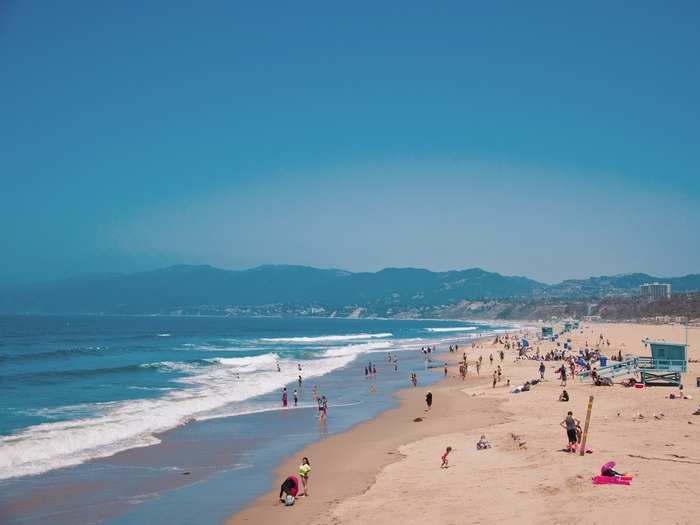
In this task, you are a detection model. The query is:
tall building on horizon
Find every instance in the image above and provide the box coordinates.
[640,282,671,300]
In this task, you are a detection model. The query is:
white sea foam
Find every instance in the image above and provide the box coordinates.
[0,325,497,481]
[157,333,171,337]
[425,327,478,333]
[321,341,393,357]
[0,351,360,480]
[260,333,393,343]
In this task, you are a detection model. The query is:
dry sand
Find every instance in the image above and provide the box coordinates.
[227,323,700,525]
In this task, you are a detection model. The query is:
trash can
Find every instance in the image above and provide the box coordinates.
[599,356,608,367]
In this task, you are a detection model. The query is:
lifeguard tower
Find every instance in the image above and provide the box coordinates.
[577,339,688,386]
[638,340,688,386]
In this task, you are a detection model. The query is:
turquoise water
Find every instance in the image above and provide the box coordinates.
[0,315,506,524]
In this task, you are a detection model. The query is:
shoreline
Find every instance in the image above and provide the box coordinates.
[2,319,507,525]
[225,332,511,525]
[226,322,700,525]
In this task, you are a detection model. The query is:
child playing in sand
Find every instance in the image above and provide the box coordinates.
[440,446,452,468]
[476,435,491,450]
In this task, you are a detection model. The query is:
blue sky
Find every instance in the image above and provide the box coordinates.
[1,1,699,284]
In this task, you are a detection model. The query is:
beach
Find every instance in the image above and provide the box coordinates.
[227,322,700,525]
[0,316,504,524]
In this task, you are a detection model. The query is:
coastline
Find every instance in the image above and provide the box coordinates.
[226,322,700,525]
[3,317,507,525]
[225,332,509,525]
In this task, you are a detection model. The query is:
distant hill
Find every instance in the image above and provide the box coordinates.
[0,264,544,314]
[0,265,698,315]
[543,273,700,298]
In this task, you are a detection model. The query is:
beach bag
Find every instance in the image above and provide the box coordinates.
[285,495,295,506]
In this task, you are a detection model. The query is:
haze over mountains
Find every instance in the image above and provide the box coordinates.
[1,265,699,316]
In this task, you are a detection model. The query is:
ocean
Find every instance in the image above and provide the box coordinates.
[0,315,509,524]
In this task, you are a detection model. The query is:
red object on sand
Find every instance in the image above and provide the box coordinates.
[592,475,632,485]
[634,383,644,389]
[288,475,300,496]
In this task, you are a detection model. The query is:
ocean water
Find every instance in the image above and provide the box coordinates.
[0,315,507,524]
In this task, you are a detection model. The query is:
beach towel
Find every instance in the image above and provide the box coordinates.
[592,475,632,485]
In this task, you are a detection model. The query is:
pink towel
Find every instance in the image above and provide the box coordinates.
[592,475,632,485]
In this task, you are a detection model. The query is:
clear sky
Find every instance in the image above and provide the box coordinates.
[1,1,699,285]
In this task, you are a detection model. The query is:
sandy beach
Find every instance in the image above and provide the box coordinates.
[227,322,700,525]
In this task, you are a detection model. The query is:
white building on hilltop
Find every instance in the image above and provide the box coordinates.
[640,282,671,300]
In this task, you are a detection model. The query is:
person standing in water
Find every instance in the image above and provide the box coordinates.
[299,457,311,496]
[293,389,298,407]
[298,375,303,388]
[425,391,433,411]
[282,388,288,407]
[321,396,328,419]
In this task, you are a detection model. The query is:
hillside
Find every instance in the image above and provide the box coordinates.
[0,265,544,314]
[1,265,698,316]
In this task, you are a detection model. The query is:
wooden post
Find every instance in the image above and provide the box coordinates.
[579,395,594,456]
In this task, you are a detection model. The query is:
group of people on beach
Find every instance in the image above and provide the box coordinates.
[280,384,328,420]
[279,456,312,505]
[364,361,377,378]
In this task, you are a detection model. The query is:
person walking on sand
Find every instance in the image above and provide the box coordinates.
[476,359,481,376]
[444,364,448,377]
[299,457,311,496]
[426,391,433,411]
[559,364,567,387]
[497,365,502,382]
[489,353,494,366]
[492,371,497,388]
[561,411,581,452]
[539,361,546,380]
[440,446,452,468]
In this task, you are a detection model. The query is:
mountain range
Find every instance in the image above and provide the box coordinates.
[1,265,699,315]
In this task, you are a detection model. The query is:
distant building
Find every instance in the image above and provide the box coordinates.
[640,282,671,300]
